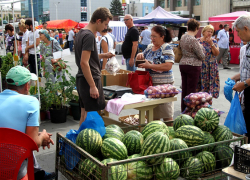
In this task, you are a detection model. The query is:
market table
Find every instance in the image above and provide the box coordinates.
[230,45,240,65]
[222,166,246,180]
[72,90,177,125]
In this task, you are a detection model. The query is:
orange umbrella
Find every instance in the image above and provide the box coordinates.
[46,19,78,31]
[75,22,88,29]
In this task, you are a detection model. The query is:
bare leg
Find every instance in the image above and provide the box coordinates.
[163,117,173,126]
[79,108,87,127]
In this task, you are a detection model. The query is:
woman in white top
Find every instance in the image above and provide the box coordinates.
[18,19,29,67]
[99,28,114,69]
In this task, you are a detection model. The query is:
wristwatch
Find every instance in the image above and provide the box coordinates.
[211,44,215,47]
[243,81,249,88]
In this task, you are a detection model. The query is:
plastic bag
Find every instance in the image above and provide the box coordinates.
[105,51,120,75]
[224,78,235,103]
[122,56,125,65]
[144,84,181,98]
[224,92,247,135]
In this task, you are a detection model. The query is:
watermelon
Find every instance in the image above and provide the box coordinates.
[214,145,233,169]
[169,138,192,163]
[168,127,175,140]
[126,154,153,180]
[202,131,215,152]
[194,108,219,132]
[154,157,180,180]
[96,158,127,180]
[141,120,169,139]
[141,131,170,165]
[79,157,99,179]
[196,151,216,173]
[173,114,194,131]
[103,128,124,141]
[175,125,204,147]
[180,157,204,180]
[106,124,124,134]
[76,128,102,156]
[101,138,128,160]
[122,130,143,155]
[212,125,233,143]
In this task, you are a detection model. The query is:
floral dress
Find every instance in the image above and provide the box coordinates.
[196,38,220,98]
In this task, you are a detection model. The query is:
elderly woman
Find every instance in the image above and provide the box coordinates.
[197,25,220,98]
[179,19,205,112]
[39,30,63,83]
[136,25,175,122]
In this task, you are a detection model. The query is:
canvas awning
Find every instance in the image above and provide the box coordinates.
[46,19,78,31]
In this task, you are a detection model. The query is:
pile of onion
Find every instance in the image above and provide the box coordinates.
[144,84,180,99]
[184,92,212,108]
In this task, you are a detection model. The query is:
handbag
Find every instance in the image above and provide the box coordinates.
[173,41,183,63]
[51,41,67,71]
[126,70,153,94]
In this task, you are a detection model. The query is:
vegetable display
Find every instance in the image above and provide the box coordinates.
[144,84,180,98]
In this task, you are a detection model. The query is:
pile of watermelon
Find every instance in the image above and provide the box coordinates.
[72,109,234,179]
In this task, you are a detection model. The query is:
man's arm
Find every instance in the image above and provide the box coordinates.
[101,40,109,70]
[26,127,52,149]
[231,73,241,82]
[129,41,138,67]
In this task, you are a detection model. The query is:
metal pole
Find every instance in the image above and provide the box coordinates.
[7,8,9,24]
[88,0,91,20]
[30,0,41,111]
[55,4,57,20]
[1,6,5,55]
[12,2,17,56]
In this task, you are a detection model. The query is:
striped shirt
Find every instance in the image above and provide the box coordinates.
[143,43,175,84]
[240,43,250,82]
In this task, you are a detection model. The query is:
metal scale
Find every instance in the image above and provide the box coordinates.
[103,85,133,100]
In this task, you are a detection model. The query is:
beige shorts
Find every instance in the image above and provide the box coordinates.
[153,82,174,119]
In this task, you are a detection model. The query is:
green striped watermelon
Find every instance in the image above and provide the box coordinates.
[141,121,169,140]
[169,138,192,163]
[214,145,233,169]
[212,125,233,143]
[106,124,124,134]
[79,157,99,179]
[101,138,128,160]
[141,132,170,165]
[180,157,204,180]
[76,128,102,156]
[196,151,216,173]
[154,157,180,180]
[194,108,219,132]
[168,127,175,140]
[103,128,124,141]
[122,130,143,155]
[175,125,204,147]
[126,154,153,180]
[173,114,194,131]
[96,158,127,180]
[202,131,215,152]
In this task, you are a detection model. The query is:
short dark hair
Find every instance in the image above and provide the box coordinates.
[219,24,223,29]
[5,24,14,31]
[107,27,112,32]
[187,19,200,32]
[90,7,113,24]
[59,30,62,33]
[224,24,229,28]
[102,28,108,33]
[25,19,32,26]
[151,25,172,43]
[7,82,26,91]
[42,22,47,25]
[18,32,23,36]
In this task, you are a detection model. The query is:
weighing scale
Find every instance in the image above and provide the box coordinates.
[103,85,133,100]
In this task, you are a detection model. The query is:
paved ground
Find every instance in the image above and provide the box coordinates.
[12,51,239,179]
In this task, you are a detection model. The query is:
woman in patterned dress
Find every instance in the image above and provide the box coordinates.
[136,25,175,122]
[197,25,220,98]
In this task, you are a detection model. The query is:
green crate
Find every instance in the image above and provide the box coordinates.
[55,122,246,180]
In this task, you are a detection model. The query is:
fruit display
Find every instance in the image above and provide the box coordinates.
[214,145,234,168]
[168,127,175,140]
[102,128,124,141]
[202,131,215,152]
[122,130,143,155]
[144,84,180,98]
[196,151,216,173]
[173,114,194,131]
[169,138,192,162]
[212,125,233,143]
[180,157,204,180]
[141,120,169,139]
[79,157,99,178]
[122,114,147,125]
[106,124,124,134]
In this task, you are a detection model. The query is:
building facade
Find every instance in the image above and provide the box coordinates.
[232,0,250,12]
[125,1,154,17]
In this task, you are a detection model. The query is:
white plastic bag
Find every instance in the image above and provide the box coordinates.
[105,50,120,75]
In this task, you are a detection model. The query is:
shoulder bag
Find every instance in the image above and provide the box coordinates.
[173,40,183,63]
[51,40,67,71]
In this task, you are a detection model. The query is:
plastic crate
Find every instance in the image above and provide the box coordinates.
[234,145,250,174]
[118,114,147,126]
[55,122,246,180]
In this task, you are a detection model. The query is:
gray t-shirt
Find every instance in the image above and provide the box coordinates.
[75,29,101,79]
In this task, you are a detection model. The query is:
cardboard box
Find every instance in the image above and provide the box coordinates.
[101,69,131,87]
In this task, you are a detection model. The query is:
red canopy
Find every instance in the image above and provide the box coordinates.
[45,19,78,31]
[208,11,250,22]
[75,22,88,29]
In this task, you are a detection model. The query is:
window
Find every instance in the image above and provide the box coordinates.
[195,0,201,5]
[160,0,165,8]
[185,0,188,6]
[81,12,87,21]
[194,16,200,20]
[167,0,170,8]
[81,0,87,7]
[177,0,182,7]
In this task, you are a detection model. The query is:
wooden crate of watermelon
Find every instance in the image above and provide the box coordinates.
[55,109,247,180]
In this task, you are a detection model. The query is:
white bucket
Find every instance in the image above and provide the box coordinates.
[246,174,250,180]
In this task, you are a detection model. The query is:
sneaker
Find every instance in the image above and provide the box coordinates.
[43,172,56,180]
[223,67,231,69]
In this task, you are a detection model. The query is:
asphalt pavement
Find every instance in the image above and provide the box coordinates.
[1,49,239,179]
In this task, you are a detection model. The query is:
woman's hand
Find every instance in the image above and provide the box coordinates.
[106,52,115,58]
[136,53,144,60]
[51,59,57,64]
[138,59,151,69]
[205,37,213,46]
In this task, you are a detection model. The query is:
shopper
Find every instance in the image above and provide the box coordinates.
[136,25,174,122]
[140,26,151,51]
[108,27,116,49]
[5,24,16,55]
[58,30,63,48]
[74,7,114,126]
[215,24,223,39]
[122,14,139,71]
[179,19,205,112]
[197,25,220,98]
[42,22,48,33]
[68,28,75,52]
[54,30,59,43]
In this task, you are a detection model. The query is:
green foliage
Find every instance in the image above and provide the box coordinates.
[110,0,124,16]
[0,53,14,79]
[29,86,49,111]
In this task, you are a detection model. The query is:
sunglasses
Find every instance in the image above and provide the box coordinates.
[124,19,131,21]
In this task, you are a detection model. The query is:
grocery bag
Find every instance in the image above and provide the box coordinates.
[224,78,235,103]
[105,50,120,75]
[224,92,247,135]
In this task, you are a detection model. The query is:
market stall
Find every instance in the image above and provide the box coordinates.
[74,22,88,29]
[43,19,78,31]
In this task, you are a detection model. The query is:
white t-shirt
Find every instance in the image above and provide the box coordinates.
[100,34,114,62]
[96,36,101,54]
[28,29,40,54]
[240,45,247,72]
[68,30,74,41]
[22,29,30,54]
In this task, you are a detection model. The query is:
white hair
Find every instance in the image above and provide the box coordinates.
[125,14,133,20]
[234,15,250,29]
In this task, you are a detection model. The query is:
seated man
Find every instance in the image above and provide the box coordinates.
[0,66,55,180]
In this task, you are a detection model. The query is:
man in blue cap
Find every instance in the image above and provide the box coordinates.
[0,66,56,180]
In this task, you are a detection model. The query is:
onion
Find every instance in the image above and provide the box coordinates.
[148,89,153,94]
[161,93,165,98]
[156,93,160,98]
[186,102,191,106]
[201,97,206,103]
[196,100,200,105]
[170,93,175,97]
[165,94,170,98]
[162,89,166,93]
[152,88,157,93]
[151,94,156,98]
[148,95,152,98]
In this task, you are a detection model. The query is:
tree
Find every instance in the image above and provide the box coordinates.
[110,0,124,16]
